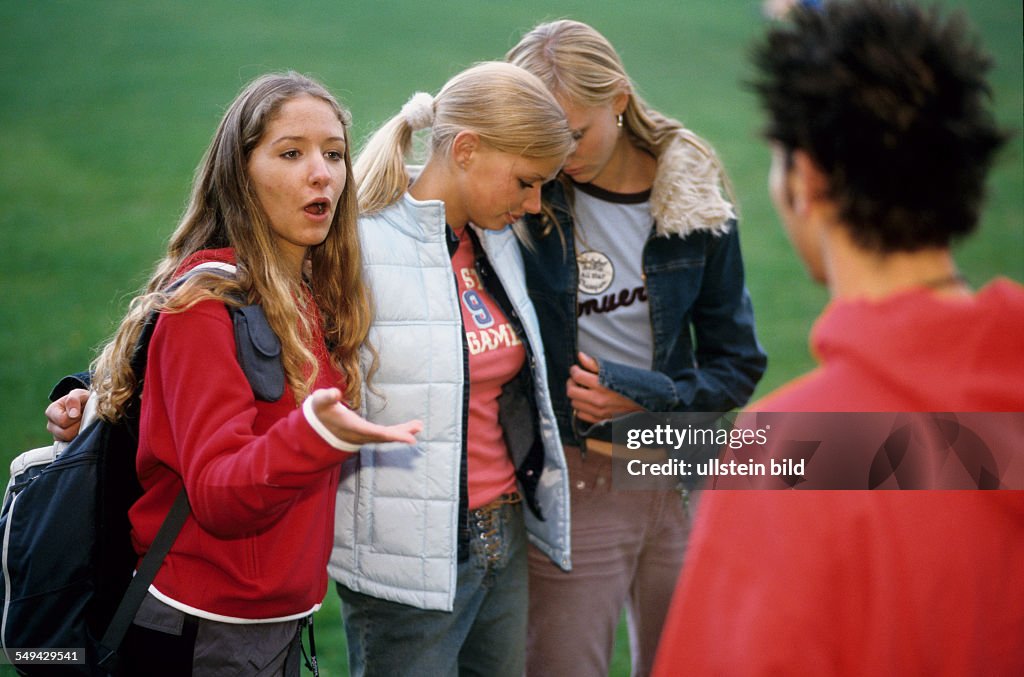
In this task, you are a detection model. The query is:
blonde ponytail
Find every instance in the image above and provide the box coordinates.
[355,62,574,215]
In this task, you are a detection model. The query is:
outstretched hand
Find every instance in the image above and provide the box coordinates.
[46,388,90,442]
[567,352,644,424]
[45,387,424,449]
[310,388,423,447]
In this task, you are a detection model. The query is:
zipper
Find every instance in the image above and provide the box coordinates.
[1,490,18,658]
[457,308,470,548]
[567,218,584,452]
[640,228,656,370]
[448,228,471,559]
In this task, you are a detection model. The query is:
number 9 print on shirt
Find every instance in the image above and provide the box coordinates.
[458,265,521,356]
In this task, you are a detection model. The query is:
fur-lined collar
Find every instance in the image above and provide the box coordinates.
[650,133,735,238]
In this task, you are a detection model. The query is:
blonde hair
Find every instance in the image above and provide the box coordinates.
[356,61,575,214]
[92,72,370,421]
[507,19,735,200]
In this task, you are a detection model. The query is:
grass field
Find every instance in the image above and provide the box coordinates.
[1,1,1020,674]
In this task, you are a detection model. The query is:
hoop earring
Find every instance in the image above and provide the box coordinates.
[616,114,623,128]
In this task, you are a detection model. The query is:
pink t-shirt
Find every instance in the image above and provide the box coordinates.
[451,227,524,508]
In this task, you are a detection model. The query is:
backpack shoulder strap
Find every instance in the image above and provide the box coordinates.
[134,262,285,402]
[97,489,190,670]
[98,260,285,669]
[126,261,240,397]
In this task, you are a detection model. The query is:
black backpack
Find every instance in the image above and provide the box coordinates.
[0,263,284,675]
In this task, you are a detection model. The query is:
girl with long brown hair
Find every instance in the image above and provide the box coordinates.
[50,71,421,675]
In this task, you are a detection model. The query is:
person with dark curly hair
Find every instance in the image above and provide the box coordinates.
[654,1,1024,674]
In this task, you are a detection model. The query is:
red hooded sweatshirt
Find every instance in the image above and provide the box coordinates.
[131,249,352,621]
[654,279,1024,676]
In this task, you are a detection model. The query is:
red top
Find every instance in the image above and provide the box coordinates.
[452,228,523,508]
[131,248,352,621]
[759,278,1024,412]
[654,280,1024,676]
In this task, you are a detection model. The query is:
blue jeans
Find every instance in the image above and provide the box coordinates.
[337,496,527,677]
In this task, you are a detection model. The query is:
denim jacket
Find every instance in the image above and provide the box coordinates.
[519,136,767,445]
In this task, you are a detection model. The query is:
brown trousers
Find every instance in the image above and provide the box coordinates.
[526,448,693,677]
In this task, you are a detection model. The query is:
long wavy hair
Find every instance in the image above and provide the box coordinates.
[92,71,370,421]
[355,61,575,214]
[507,19,737,235]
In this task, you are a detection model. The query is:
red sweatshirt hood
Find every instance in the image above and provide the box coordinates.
[174,247,236,277]
[804,278,1024,411]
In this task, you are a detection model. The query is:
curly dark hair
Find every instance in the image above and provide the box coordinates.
[751,0,1009,252]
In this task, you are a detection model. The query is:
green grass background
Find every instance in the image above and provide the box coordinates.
[1,1,1020,674]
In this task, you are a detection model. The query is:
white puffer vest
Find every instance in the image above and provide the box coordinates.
[328,193,571,611]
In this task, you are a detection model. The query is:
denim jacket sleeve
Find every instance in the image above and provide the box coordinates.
[49,371,92,401]
[595,224,766,413]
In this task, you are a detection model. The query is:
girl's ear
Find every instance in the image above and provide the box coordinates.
[612,89,630,117]
[452,130,480,169]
